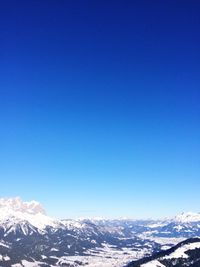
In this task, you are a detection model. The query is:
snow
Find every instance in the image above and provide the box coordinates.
[164,242,200,259]
[24,212,57,229]
[141,260,166,267]
[51,248,59,251]
[21,260,45,267]
[138,234,184,246]
[148,223,167,228]
[0,197,57,230]
[0,197,45,215]
[12,260,49,267]
[61,219,87,229]
[4,255,10,261]
[0,241,10,248]
[0,254,10,261]
[41,255,47,259]
[173,225,183,231]
[56,242,152,267]
[173,212,200,223]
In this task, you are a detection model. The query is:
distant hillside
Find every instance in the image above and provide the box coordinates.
[127,238,200,267]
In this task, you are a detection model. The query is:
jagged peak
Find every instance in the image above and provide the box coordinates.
[0,197,46,215]
[173,211,200,223]
[0,197,58,230]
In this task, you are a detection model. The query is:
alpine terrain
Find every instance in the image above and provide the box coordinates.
[126,238,200,267]
[0,197,200,267]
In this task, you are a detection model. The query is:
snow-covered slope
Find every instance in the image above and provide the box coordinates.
[127,238,200,267]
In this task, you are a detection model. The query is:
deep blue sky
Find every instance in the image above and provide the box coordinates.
[0,0,200,219]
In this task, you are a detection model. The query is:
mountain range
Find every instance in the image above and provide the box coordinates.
[0,197,200,267]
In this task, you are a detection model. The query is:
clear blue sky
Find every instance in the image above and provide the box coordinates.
[0,0,200,219]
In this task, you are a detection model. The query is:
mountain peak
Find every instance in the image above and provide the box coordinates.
[0,197,46,215]
[173,211,200,223]
[0,197,57,230]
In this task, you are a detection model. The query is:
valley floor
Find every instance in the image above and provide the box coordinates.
[11,238,185,267]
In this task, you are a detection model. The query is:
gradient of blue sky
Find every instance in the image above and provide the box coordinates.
[0,0,200,219]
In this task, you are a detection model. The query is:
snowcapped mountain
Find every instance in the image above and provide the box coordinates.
[144,212,200,238]
[0,197,200,267]
[126,238,200,267]
[0,197,158,266]
[174,212,200,223]
[0,197,45,215]
[0,197,57,230]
